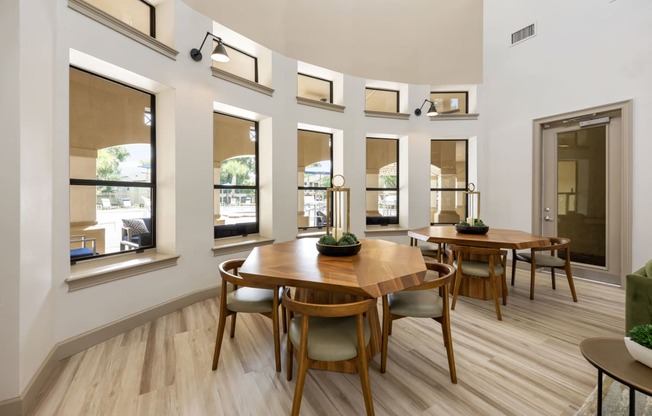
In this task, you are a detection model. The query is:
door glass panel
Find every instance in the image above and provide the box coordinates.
[556,126,606,267]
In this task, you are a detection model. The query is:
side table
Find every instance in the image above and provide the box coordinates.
[580,337,652,416]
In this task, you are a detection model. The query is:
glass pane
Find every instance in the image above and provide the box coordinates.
[214,189,257,226]
[214,114,256,186]
[557,126,606,267]
[430,190,466,224]
[366,190,397,217]
[70,185,152,258]
[366,138,397,189]
[298,73,332,102]
[430,91,468,114]
[212,44,257,82]
[298,130,331,187]
[85,0,152,36]
[430,141,467,186]
[297,190,328,228]
[70,68,152,182]
[365,88,398,112]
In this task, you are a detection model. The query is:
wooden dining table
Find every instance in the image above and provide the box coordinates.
[238,237,428,373]
[408,226,550,300]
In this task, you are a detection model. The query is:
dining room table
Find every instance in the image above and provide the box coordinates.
[238,237,429,373]
[408,225,551,300]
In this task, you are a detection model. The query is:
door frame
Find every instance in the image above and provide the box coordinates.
[532,100,632,287]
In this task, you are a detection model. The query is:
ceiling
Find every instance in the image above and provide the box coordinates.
[183,0,483,86]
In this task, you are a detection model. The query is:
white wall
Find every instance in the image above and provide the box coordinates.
[482,0,652,269]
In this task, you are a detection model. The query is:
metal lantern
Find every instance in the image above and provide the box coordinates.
[465,182,481,225]
[326,174,350,241]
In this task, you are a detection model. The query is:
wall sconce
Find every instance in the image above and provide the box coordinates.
[190,31,230,63]
[414,99,438,116]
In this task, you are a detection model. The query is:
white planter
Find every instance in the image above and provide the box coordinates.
[624,337,652,368]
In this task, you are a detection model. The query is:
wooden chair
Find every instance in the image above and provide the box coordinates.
[212,259,286,372]
[449,244,508,321]
[282,289,376,416]
[511,237,578,302]
[381,262,457,383]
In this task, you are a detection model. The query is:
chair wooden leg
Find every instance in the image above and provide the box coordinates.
[438,316,457,383]
[281,304,288,334]
[212,309,229,370]
[565,264,578,302]
[357,344,375,416]
[489,273,502,321]
[272,308,281,372]
[286,328,293,381]
[551,268,557,290]
[501,270,508,306]
[511,250,517,286]
[291,323,310,416]
[529,262,536,300]
[229,313,237,338]
[451,269,463,310]
[381,295,390,374]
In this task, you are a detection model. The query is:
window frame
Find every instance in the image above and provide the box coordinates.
[429,91,469,114]
[365,137,399,225]
[142,0,155,38]
[213,113,260,238]
[297,73,333,103]
[429,139,468,225]
[214,42,259,83]
[297,129,333,231]
[365,87,400,113]
[69,66,157,263]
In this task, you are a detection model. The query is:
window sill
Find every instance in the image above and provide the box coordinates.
[296,97,345,113]
[68,0,178,60]
[429,113,479,121]
[364,110,410,120]
[211,68,275,96]
[364,225,409,237]
[212,235,275,256]
[67,250,180,292]
[296,230,327,239]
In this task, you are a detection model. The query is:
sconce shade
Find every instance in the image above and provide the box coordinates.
[426,101,438,116]
[211,41,230,63]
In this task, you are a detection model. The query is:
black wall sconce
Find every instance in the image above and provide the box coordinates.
[414,99,438,116]
[190,31,230,63]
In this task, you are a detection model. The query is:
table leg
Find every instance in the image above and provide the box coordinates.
[629,387,635,416]
[597,369,603,416]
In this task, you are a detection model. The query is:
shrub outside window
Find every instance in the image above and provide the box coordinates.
[366,138,399,225]
[430,140,468,224]
[298,73,333,103]
[213,113,259,238]
[365,88,399,113]
[69,67,156,262]
[84,0,155,37]
[298,130,332,230]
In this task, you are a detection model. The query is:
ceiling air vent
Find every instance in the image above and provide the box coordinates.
[511,23,536,46]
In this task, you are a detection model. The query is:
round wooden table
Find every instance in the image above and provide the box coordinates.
[580,337,652,416]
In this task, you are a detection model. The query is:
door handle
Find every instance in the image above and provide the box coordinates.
[544,215,554,222]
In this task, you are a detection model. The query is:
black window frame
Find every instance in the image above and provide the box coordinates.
[297,73,333,103]
[365,137,399,226]
[69,66,157,263]
[213,113,260,239]
[215,42,259,83]
[141,0,156,38]
[429,139,468,225]
[297,129,333,231]
[365,87,400,113]
[429,91,469,114]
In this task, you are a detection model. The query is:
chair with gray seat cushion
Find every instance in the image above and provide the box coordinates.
[381,262,456,383]
[283,289,376,416]
[450,244,508,321]
[511,237,577,302]
[212,259,286,372]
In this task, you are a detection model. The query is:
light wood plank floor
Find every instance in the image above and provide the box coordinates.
[28,269,624,416]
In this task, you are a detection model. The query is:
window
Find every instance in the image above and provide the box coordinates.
[366,138,399,225]
[69,67,156,262]
[212,43,258,83]
[298,73,333,103]
[84,0,155,37]
[213,113,259,238]
[429,91,468,114]
[298,130,332,230]
[365,88,399,113]
[430,140,468,224]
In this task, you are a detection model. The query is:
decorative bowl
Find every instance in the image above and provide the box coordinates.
[454,224,490,235]
[624,337,652,368]
[316,242,362,256]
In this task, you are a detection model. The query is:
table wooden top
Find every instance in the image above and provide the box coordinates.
[580,337,652,395]
[408,226,550,250]
[238,238,427,298]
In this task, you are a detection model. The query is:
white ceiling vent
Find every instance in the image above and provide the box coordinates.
[511,23,536,46]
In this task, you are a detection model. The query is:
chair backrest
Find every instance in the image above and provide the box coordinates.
[219,259,277,290]
[402,262,455,292]
[449,244,506,258]
[281,289,375,319]
[534,237,570,252]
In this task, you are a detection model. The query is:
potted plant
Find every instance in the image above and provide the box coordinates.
[316,232,362,256]
[624,324,652,368]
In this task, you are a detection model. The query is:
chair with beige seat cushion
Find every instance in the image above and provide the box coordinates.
[450,244,508,321]
[381,262,457,383]
[283,289,376,416]
[511,237,578,302]
[212,259,286,372]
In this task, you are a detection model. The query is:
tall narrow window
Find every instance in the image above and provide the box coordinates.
[429,91,468,114]
[298,73,333,103]
[212,44,258,83]
[298,130,332,230]
[69,67,156,262]
[366,138,399,225]
[213,113,259,238]
[85,0,155,37]
[365,88,399,113]
[430,140,468,224]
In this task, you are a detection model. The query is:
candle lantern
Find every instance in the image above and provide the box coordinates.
[465,182,481,226]
[326,174,350,242]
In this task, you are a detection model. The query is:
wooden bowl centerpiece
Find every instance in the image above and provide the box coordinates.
[454,219,489,235]
[316,233,362,256]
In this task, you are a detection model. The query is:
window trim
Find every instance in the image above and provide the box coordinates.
[365,87,400,113]
[297,73,333,103]
[297,129,333,231]
[429,139,469,225]
[365,137,399,225]
[216,42,259,83]
[69,66,157,263]
[213,113,260,238]
[430,91,469,114]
